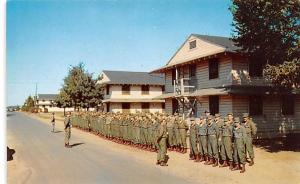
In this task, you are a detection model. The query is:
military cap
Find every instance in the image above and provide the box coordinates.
[190,117,195,121]
[242,113,249,118]
[215,113,221,118]
[227,112,233,116]
[223,117,229,122]
[207,115,213,120]
[234,117,240,123]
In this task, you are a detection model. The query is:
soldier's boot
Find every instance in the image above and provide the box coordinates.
[194,154,200,162]
[183,148,187,154]
[229,161,233,170]
[240,164,246,173]
[156,160,160,165]
[189,154,195,160]
[212,158,218,167]
[249,158,254,166]
[219,160,228,167]
[207,158,214,165]
[204,157,210,165]
[231,164,240,171]
[160,162,168,166]
[199,155,204,162]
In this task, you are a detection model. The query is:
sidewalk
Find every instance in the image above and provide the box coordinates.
[27,112,300,184]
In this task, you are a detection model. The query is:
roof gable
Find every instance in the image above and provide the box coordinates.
[38,94,58,100]
[166,34,240,67]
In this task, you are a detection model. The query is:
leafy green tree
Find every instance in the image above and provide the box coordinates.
[230,0,300,88]
[231,0,300,65]
[56,89,72,116]
[21,96,35,112]
[59,62,103,111]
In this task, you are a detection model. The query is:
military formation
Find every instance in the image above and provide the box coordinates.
[188,111,257,173]
[63,110,257,172]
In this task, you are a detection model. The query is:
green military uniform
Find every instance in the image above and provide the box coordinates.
[156,120,168,166]
[178,117,188,153]
[232,117,247,173]
[219,117,233,168]
[206,116,219,166]
[198,118,208,162]
[64,114,72,148]
[166,116,175,149]
[242,113,257,166]
[189,118,200,161]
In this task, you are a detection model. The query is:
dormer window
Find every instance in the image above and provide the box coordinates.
[189,40,196,49]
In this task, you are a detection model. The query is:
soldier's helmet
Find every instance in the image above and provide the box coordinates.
[234,117,240,123]
[242,113,249,118]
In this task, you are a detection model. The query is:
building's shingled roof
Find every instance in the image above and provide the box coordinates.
[102,70,165,85]
[38,94,58,100]
[192,34,241,52]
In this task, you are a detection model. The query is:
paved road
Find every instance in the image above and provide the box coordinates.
[7,112,194,184]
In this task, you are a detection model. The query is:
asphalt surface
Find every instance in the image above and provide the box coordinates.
[7,112,195,184]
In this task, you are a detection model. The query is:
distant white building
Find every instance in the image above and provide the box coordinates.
[36,94,73,112]
[98,70,165,113]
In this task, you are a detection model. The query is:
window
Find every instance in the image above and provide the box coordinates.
[249,58,263,77]
[122,103,130,113]
[162,103,165,109]
[282,95,294,115]
[209,58,219,79]
[141,85,149,95]
[162,86,165,92]
[141,103,150,112]
[106,103,110,112]
[172,68,176,85]
[122,85,130,95]
[249,96,263,116]
[189,40,196,49]
[209,96,219,115]
[106,85,110,95]
[172,98,178,114]
[189,64,196,77]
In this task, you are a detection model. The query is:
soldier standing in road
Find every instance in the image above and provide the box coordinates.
[156,118,168,166]
[51,112,55,133]
[232,117,247,173]
[64,111,72,148]
[242,113,257,166]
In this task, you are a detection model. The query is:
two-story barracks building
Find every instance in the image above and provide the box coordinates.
[98,70,165,113]
[152,34,300,138]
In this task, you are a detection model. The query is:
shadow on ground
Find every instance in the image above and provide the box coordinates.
[70,143,85,147]
[7,147,16,161]
[53,130,63,133]
[254,133,300,153]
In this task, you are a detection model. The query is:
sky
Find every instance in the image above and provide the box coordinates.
[6,0,233,106]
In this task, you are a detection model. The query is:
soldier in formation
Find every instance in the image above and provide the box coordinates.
[64,111,72,148]
[187,111,257,173]
[69,110,257,171]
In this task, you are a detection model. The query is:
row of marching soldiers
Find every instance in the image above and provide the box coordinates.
[71,111,189,166]
[188,111,257,173]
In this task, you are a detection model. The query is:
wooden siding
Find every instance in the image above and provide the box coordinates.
[167,35,226,66]
[195,56,232,89]
[165,70,173,93]
[165,98,172,114]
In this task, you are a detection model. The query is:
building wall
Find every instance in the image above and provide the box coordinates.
[167,35,226,66]
[165,98,172,114]
[108,102,163,113]
[105,85,163,100]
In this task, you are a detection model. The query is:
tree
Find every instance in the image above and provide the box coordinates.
[59,62,103,111]
[56,89,72,116]
[21,96,35,112]
[264,58,300,89]
[230,0,300,88]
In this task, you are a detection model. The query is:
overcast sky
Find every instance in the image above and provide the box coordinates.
[6,0,233,106]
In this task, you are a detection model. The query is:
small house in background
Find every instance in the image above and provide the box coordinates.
[151,34,300,138]
[98,70,165,113]
[36,94,73,112]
